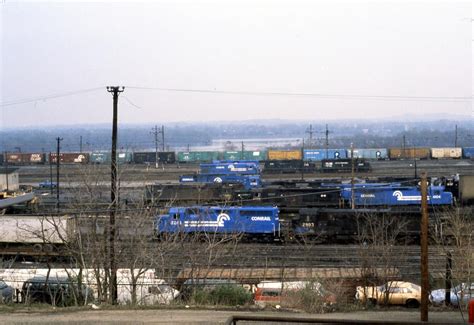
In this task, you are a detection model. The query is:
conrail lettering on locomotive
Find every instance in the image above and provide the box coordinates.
[251,216,272,221]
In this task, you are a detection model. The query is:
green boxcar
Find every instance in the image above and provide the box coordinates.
[223,150,267,161]
[178,151,220,163]
[90,152,132,164]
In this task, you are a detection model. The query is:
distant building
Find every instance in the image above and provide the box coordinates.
[0,168,20,191]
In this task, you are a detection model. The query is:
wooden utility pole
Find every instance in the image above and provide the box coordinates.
[161,125,165,151]
[325,124,329,159]
[80,135,83,153]
[49,152,53,195]
[106,86,124,305]
[420,171,429,322]
[454,125,458,147]
[55,137,63,212]
[151,125,160,169]
[350,143,355,209]
[306,125,314,148]
[4,151,9,192]
[301,138,305,181]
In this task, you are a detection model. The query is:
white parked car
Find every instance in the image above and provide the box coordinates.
[430,283,474,307]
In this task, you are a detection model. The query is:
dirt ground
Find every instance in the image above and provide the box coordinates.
[0,308,469,324]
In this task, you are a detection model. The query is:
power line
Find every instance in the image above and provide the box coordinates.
[126,86,472,103]
[0,87,104,107]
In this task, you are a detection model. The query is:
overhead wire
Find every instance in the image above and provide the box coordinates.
[0,87,105,107]
[126,86,473,103]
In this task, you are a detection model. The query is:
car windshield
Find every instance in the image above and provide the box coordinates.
[0,280,7,289]
[409,283,421,291]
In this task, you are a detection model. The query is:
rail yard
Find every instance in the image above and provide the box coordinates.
[1,156,473,311]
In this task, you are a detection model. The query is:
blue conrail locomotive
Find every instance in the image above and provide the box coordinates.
[155,206,280,240]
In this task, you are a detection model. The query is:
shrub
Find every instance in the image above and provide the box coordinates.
[190,285,252,306]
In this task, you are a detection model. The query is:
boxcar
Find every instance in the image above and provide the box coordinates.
[132,152,175,164]
[91,152,133,164]
[268,150,302,160]
[321,159,371,173]
[388,148,430,160]
[431,148,462,159]
[155,206,279,239]
[178,151,220,163]
[49,153,89,164]
[264,160,316,174]
[6,153,46,165]
[348,149,388,160]
[304,149,347,161]
[462,147,474,159]
[223,150,267,161]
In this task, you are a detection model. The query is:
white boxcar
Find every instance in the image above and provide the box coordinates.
[431,148,462,159]
[0,216,70,245]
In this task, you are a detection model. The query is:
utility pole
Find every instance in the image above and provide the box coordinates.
[402,135,406,159]
[55,137,63,212]
[306,125,314,148]
[241,141,245,160]
[4,151,9,192]
[161,125,165,152]
[454,125,458,147]
[350,143,355,209]
[80,136,83,153]
[301,138,305,181]
[49,152,53,195]
[325,124,329,159]
[106,86,124,305]
[420,171,429,322]
[151,125,160,169]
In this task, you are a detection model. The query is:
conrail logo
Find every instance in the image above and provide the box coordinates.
[183,213,230,227]
[393,190,422,201]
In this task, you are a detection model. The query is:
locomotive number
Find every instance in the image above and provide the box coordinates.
[302,222,314,228]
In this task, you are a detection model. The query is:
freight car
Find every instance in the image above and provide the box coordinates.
[267,150,302,160]
[303,149,347,161]
[321,159,371,173]
[6,153,46,165]
[431,148,462,159]
[49,153,89,164]
[347,149,388,160]
[263,160,316,174]
[177,151,220,163]
[223,150,267,161]
[388,148,430,160]
[155,206,280,241]
[90,152,133,164]
[462,147,474,159]
[132,152,176,164]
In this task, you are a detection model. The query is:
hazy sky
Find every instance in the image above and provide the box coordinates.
[1,0,472,127]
